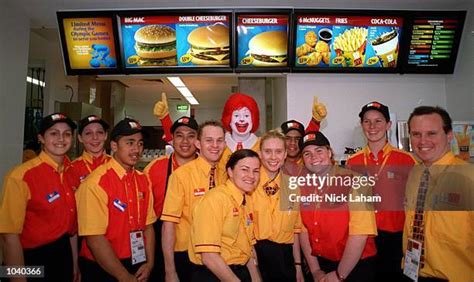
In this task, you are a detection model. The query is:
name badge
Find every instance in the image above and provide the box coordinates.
[194,188,205,196]
[113,199,127,212]
[46,191,60,203]
[246,213,254,226]
[403,238,422,281]
[130,230,146,265]
[232,207,239,217]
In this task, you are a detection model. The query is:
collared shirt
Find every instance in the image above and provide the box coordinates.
[403,152,474,281]
[347,143,416,232]
[189,180,256,265]
[300,165,377,262]
[0,151,76,248]
[220,134,260,172]
[76,158,156,260]
[144,153,181,217]
[161,156,228,251]
[282,158,304,177]
[251,170,302,244]
[67,151,111,190]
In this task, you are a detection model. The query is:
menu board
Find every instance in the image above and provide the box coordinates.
[119,13,231,70]
[401,12,466,73]
[57,12,121,74]
[294,14,403,70]
[236,13,290,70]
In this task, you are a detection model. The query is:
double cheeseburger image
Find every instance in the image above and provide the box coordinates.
[245,30,288,67]
[187,24,230,65]
[134,25,177,66]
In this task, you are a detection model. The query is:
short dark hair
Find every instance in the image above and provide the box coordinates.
[225,149,260,170]
[408,106,452,134]
[197,120,225,140]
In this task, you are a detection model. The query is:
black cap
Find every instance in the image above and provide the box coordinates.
[299,131,330,151]
[110,118,148,140]
[358,101,390,122]
[78,115,109,134]
[171,116,198,134]
[281,120,305,136]
[39,113,76,135]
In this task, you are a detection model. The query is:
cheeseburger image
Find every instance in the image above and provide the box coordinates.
[134,25,177,66]
[246,30,288,66]
[187,24,230,65]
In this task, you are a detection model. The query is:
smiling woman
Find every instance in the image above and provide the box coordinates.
[0,113,79,281]
[188,149,261,282]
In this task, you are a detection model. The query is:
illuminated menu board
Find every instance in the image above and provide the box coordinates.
[235,11,291,71]
[408,20,460,68]
[57,11,122,75]
[118,12,231,71]
[401,11,466,73]
[293,14,403,70]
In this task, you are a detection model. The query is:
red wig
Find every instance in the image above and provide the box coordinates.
[221,93,260,133]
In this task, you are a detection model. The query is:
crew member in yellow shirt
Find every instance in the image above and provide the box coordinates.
[161,120,227,282]
[251,130,303,282]
[402,106,474,282]
[189,149,262,282]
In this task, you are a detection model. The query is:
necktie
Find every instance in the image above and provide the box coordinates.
[242,195,246,206]
[236,142,243,151]
[412,168,430,268]
[209,166,216,189]
[263,179,279,196]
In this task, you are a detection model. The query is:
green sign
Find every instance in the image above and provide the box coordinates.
[177,104,189,111]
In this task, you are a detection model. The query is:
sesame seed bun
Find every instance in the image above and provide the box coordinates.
[134,25,176,44]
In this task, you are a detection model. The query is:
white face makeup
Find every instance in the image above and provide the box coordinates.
[230,107,253,137]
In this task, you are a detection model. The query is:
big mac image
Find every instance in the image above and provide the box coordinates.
[185,24,229,65]
[134,24,177,66]
[244,30,287,66]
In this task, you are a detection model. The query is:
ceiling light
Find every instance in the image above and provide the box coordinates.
[187,97,199,105]
[167,77,185,87]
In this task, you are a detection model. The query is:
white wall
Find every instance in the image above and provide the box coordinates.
[29,31,78,114]
[270,77,288,129]
[445,8,474,120]
[239,78,267,135]
[0,3,30,180]
[286,74,446,159]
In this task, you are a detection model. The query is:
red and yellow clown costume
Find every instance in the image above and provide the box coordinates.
[154,92,327,168]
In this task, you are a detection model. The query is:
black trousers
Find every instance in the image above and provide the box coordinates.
[375,230,404,282]
[174,251,196,282]
[317,256,376,282]
[255,239,296,282]
[80,257,143,282]
[192,264,251,282]
[149,220,165,282]
[24,234,73,282]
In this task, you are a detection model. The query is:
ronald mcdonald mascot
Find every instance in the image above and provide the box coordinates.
[153,92,327,168]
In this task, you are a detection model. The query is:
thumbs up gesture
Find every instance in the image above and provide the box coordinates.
[153,92,169,119]
[312,96,327,122]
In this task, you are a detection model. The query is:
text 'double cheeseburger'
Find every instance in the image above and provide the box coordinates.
[246,30,288,67]
[134,25,177,66]
[187,24,230,65]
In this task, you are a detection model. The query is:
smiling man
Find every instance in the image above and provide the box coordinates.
[160,120,227,282]
[76,118,157,282]
[402,106,474,282]
[144,116,199,282]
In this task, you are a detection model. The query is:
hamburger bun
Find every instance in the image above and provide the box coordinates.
[191,56,230,65]
[134,25,177,59]
[248,30,287,56]
[135,48,177,59]
[187,24,229,48]
[134,25,176,45]
[251,59,286,67]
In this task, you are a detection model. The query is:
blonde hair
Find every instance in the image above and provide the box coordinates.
[260,129,286,150]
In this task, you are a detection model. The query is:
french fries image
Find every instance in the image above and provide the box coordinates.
[333,27,368,52]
